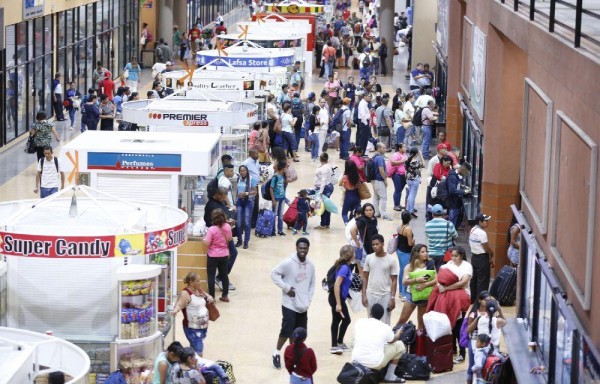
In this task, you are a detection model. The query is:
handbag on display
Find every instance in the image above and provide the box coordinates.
[357,182,371,200]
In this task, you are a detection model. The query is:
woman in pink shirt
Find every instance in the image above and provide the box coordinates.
[324,73,340,109]
[201,209,233,303]
[390,143,408,211]
[349,146,366,182]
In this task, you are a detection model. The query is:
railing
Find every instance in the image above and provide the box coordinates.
[499,0,600,53]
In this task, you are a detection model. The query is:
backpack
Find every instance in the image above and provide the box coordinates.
[361,54,371,68]
[412,107,426,126]
[322,265,338,292]
[431,178,449,201]
[291,101,304,118]
[40,157,59,174]
[146,31,154,42]
[261,173,285,200]
[364,154,380,182]
[481,353,505,382]
[104,370,127,384]
[206,174,221,200]
[395,354,432,381]
[331,108,345,133]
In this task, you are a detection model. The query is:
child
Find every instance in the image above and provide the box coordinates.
[472,334,503,383]
[284,327,317,384]
[197,356,231,384]
[293,189,311,235]
[270,161,288,236]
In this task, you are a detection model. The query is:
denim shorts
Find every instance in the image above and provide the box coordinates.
[354,246,367,266]
[183,326,208,354]
[406,292,428,306]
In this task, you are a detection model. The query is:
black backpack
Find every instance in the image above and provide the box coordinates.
[434,178,449,201]
[395,354,432,381]
[393,321,417,346]
[291,101,304,118]
[411,107,424,126]
[364,154,380,182]
[40,157,59,174]
[331,108,345,133]
[322,265,338,292]
[361,54,371,68]
[261,173,286,200]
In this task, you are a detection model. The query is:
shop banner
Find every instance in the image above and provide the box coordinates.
[167,78,244,92]
[87,152,182,172]
[23,0,44,20]
[265,4,324,13]
[0,223,186,258]
[196,53,295,68]
[469,26,487,119]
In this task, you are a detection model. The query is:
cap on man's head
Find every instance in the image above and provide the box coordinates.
[430,204,444,215]
[475,213,491,223]
[437,143,447,152]
[166,61,173,66]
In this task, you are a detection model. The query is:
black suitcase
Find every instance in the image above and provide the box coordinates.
[489,265,517,306]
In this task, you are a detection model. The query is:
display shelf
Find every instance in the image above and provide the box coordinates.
[110,331,162,382]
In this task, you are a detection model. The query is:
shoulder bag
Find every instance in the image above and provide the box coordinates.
[25,133,37,154]
[357,182,371,200]
[199,288,220,322]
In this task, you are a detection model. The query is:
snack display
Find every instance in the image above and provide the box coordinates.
[120,278,157,340]
[118,353,154,384]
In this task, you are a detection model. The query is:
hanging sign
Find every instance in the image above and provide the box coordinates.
[264,4,324,13]
[23,0,44,19]
[196,53,295,68]
[87,153,182,172]
[469,26,487,119]
[0,223,186,258]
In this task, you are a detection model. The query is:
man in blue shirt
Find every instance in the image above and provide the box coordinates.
[425,204,458,271]
[372,143,393,221]
[242,148,261,229]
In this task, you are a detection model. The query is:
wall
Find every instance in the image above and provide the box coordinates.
[412,0,437,67]
[1,0,97,26]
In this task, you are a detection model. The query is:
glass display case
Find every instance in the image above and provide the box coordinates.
[110,332,162,382]
[148,252,173,336]
[0,261,7,327]
[221,133,248,169]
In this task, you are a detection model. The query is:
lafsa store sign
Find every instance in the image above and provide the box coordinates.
[88,152,182,172]
[0,224,186,258]
[196,54,294,68]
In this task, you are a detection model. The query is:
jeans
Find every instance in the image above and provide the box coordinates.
[326,61,334,78]
[320,183,334,226]
[328,293,351,347]
[406,178,421,213]
[371,180,388,217]
[397,250,411,298]
[392,173,406,207]
[290,375,313,384]
[467,338,475,380]
[407,125,421,144]
[341,189,361,224]
[430,255,444,272]
[53,93,65,120]
[310,132,320,159]
[356,122,370,153]
[236,197,254,245]
[68,107,76,127]
[422,125,433,158]
[340,129,351,159]
[380,56,387,76]
[207,256,229,298]
[470,253,491,302]
[396,125,407,145]
[295,128,302,151]
[294,212,308,232]
[359,67,371,81]
[201,364,228,383]
[40,187,59,198]
[183,326,208,355]
[448,206,463,229]
[282,131,298,152]
[372,57,380,75]
[275,197,286,233]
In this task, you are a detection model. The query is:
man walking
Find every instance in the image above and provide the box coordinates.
[420,99,437,160]
[271,238,315,369]
[446,162,472,229]
[425,204,458,271]
[339,98,352,160]
[362,234,399,325]
[375,97,393,151]
[34,146,65,198]
[357,93,372,154]
[372,143,393,221]
[469,214,494,302]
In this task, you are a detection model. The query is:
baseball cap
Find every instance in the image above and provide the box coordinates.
[429,204,444,215]
[166,61,173,66]
[437,143,447,151]
[475,213,491,223]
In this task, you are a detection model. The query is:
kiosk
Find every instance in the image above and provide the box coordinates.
[0,185,188,382]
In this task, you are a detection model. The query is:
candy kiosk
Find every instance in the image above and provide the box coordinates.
[0,185,188,382]
[0,261,6,327]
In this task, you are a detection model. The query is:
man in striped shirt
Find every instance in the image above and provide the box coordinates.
[425,204,458,271]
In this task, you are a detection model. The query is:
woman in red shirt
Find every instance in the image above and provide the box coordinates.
[349,146,366,182]
[433,155,453,181]
[284,327,317,383]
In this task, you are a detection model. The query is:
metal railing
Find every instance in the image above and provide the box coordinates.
[499,0,600,52]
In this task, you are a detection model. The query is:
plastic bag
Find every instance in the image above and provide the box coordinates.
[193,219,207,237]
[423,311,452,342]
[322,195,339,214]
[348,289,364,313]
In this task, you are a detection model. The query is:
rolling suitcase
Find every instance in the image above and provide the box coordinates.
[283,197,299,228]
[424,333,453,373]
[489,265,517,306]
[255,209,275,237]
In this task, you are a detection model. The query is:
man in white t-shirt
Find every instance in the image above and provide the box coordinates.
[362,234,399,325]
[469,214,494,303]
[218,164,235,208]
[34,146,65,198]
[352,303,406,382]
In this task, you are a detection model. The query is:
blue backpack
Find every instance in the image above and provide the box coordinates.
[331,108,345,133]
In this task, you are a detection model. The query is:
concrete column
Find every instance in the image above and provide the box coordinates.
[158,0,174,45]
[379,0,395,78]
[173,0,187,32]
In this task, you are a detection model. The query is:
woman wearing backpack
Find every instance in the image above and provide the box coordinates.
[328,245,355,355]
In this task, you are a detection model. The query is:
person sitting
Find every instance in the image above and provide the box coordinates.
[171,347,205,384]
[152,341,183,384]
[352,303,407,383]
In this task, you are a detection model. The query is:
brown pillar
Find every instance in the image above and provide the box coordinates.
[445,0,467,147]
[379,0,395,78]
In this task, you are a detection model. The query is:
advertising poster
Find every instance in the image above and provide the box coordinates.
[87,152,182,172]
[23,0,44,19]
[469,26,487,119]
[114,234,145,256]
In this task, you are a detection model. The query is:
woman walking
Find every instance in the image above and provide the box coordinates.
[314,153,334,230]
[235,165,259,249]
[350,203,378,269]
[30,111,60,161]
[65,82,81,130]
[284,327,317,383]
[172,272,214,356]
[390,143,408,211]
[339,160,362,224]
[405,147,424,218]
[396,211,414,301]
[308,105,321,161]
[124,57,142,92]
[328,245,355,355]
[201,209,232,302]
[99,94,116,131]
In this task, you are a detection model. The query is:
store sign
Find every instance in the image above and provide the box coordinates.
[0,223,186,258]
[88,152,182,172]
[23,0,44,20]
[265,4,323,13]
[148,112,209,127]
[196,54,295,68]
[187,79,244,92]
[469,26,487,119]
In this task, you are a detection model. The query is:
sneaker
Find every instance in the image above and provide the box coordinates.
[330,346,343,355]
[292,229,298,235]
[278,232,286,236]
[272,354,281,369]
[410,212,418,219]
[453,356,465,364]
[243,244,248,249]
[229,281,236,290]
[235,240,242,247]
[337,343,350,351]
[215,278,223,291]
[394,206,402,211]
[302,231,310,235]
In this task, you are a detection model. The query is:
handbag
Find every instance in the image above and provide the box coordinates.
[285,165,298,183]
[207,301,220,321]
[337,362,374,384]
[140,35,147,45]
[357,182,371,200]
[443,221,454,263]
[387,233,398,254]
[25,134,37,154]
[72,99,81,109]
[378,125,391,136]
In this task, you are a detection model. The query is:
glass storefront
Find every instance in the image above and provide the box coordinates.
[1,0,139,147]
[459,96,484,221]
[187,0,239,30]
